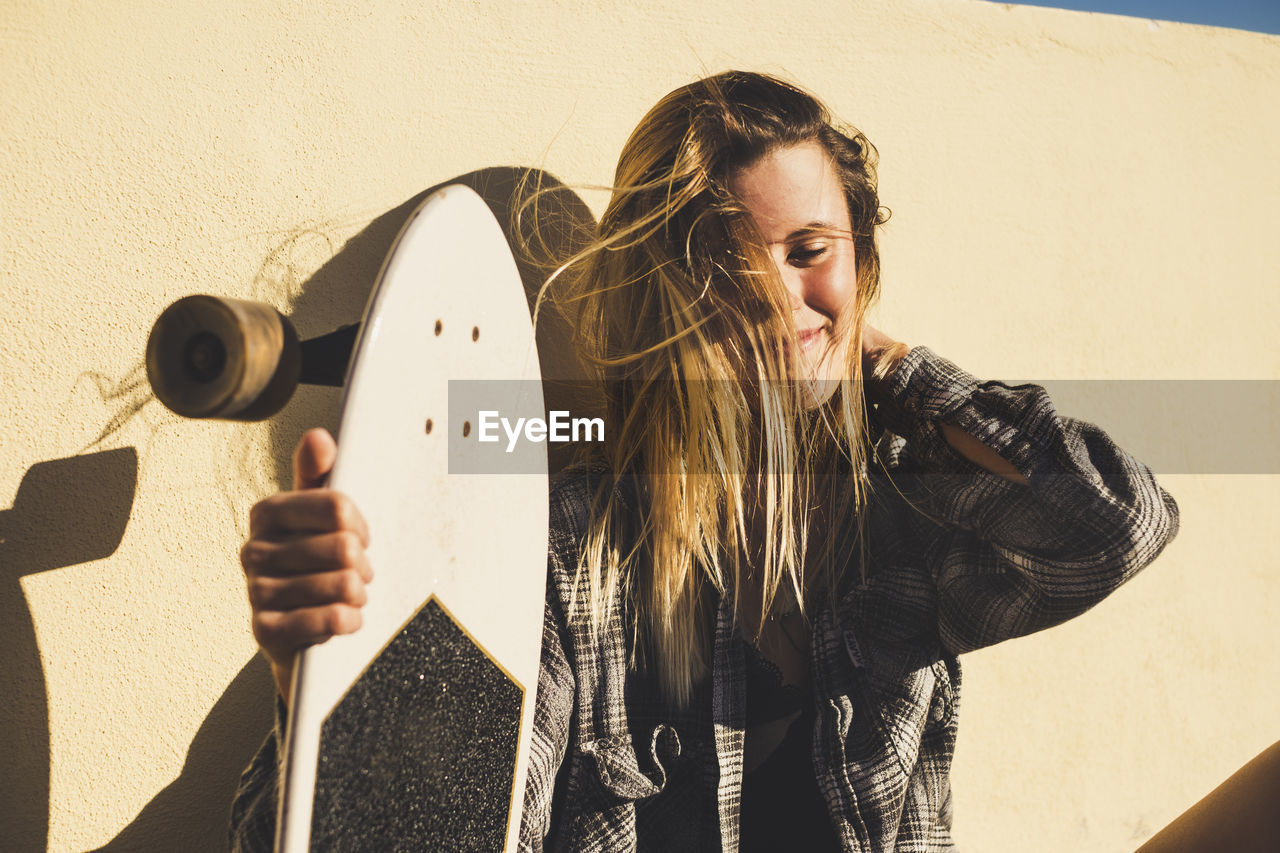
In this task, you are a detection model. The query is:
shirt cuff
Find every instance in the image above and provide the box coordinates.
[873,345,1051,480]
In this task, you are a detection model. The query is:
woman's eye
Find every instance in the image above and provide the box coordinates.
[788,244,827,265]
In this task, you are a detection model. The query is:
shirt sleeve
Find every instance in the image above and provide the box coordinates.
[517,497,579,851]
[869,345,1180,654]
[228,694,287,853]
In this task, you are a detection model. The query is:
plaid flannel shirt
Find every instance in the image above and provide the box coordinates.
[230,346,1179,852]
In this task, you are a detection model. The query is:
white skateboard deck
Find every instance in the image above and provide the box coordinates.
[276,185,548,851]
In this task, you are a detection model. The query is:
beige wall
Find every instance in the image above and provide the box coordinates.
[2,0,1277,850]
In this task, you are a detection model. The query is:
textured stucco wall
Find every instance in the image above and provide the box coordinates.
[2,0,1277,850]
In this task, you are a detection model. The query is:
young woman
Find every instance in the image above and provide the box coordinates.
[230,72,1178,851]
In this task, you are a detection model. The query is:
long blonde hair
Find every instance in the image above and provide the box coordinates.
[534,71,892,707]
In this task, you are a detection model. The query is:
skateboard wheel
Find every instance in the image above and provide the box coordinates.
[146,295,301,420]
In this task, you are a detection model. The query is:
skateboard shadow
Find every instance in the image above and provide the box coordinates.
[89,654,275,853]
[0,448,138,853]
[264,166,601,488]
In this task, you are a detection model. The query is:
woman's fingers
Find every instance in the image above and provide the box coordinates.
[241,530,373,580]
[246,567,368,612]
[252,602,364,662]
[239,524,371,668]
[248,489,370,545]
[858,323,909,397]
[293,427,338,491]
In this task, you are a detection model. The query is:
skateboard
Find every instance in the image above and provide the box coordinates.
[147,185,551,851]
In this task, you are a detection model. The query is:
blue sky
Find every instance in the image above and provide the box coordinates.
[991,0,1280,35]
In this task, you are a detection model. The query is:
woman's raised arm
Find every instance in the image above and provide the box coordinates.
[864,345,1179,653]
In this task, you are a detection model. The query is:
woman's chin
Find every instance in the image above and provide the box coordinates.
[799,375,839,410]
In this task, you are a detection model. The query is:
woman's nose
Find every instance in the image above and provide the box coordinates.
[800,270,856,320]
[779,268,805,311]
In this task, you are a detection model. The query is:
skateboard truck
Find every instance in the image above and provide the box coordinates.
[146,295,360,421]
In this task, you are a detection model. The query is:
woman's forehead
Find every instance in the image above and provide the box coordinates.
[728,142,851,242]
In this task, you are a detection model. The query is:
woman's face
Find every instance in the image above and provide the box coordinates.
[729,141,859,408]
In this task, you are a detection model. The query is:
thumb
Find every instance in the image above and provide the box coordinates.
[293,428,337,491]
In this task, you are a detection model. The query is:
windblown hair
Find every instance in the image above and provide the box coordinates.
[533,71,895,708]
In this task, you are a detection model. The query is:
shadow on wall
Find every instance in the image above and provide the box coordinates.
[89,655,275,853]
[65,168,597,852]
[0,448,138,853]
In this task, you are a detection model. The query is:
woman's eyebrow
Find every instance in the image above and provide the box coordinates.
[768,221,849,244]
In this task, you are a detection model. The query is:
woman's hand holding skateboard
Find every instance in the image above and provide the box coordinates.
[240,428,372,704]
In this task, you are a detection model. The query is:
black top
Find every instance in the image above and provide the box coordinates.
[740,642,843,852]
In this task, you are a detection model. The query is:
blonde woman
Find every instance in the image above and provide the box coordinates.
[230,72,1178,851]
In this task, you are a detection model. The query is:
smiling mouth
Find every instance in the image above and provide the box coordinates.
[797,327,825,349]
